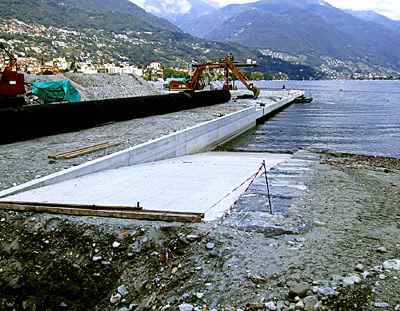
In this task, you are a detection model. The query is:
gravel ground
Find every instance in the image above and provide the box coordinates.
[0,100,249,191]
[25,73,159,101]
[0,152,399,310]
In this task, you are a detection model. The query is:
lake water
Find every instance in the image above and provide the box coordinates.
[230,80,400,158]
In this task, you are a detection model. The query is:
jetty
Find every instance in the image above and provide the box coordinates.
[0,89,304,221]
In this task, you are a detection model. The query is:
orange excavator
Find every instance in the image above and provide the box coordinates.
[0,42,26,108]
[169,54,260,98]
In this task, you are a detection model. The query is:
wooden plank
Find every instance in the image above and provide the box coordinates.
[0,202,204,223]
[0,201,143,210]
[48,142,120,160]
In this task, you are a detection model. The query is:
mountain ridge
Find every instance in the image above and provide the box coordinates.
[159,0,400,74]
[0,0,320,79]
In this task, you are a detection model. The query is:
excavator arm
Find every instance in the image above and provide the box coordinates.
[0,43,18,72]
[169,54,261,98]
[224,56,260,98]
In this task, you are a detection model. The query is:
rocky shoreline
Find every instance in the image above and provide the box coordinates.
[0,151,399,310]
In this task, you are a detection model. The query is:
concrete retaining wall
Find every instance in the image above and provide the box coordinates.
[0,90,303,198]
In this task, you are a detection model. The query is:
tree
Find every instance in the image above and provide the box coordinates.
[163,68,189,79]
[248,71,264,80]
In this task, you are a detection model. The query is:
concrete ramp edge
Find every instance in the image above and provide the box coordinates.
[0,90,303,198]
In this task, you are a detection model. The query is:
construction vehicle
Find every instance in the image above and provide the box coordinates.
[169,54,261,98]
[0,42,26,108]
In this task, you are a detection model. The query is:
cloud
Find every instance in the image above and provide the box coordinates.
[130,0,192,15]
[325,0,400,20]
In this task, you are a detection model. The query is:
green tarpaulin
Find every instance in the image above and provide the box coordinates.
[32,80,81,104]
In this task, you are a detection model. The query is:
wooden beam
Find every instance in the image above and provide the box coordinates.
[0,202,204,223]
[48,142,120,160]
[0,200,143,210]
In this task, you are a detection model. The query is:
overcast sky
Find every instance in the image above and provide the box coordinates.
[208,0,400,20]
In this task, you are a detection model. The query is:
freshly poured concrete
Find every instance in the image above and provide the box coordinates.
[1,152,291,221]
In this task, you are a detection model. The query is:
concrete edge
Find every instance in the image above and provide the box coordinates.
[0,91,303,198]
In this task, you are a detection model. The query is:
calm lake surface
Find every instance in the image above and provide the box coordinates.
[231,80,400,158]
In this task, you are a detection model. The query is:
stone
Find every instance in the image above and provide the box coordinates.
[317,287,336,296]
[342,275,361,287]
[295,300,304,310]
[383,259,400,271]
[117,285,129,297]
[355,264,364,272]
[289,283,310,298]
[265,301,277,310]
[374,302,390,309]
[362,271,370,279]
[276,301,285,311]
[394,305,400,311]
[195,292,204,299]
[206,242,215,250]
[179,303,194,311]
[181,293,190,301]
[113,241,121,248]
[376,246,388,253]
[92,255,103,262]
[303,296,319,311]
[110,293,122,304]
[186,234,200,241]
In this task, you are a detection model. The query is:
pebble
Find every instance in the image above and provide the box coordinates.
[376,246,388,253]
[195,292,204,299]
[181,293,190,301]
[206,242,215,250]
[374,302,390,309]
[317,287,336,296]
[362,271,370,279]
[383,259,400,271]
[186,234,200,241]
[303,296,318,311]
[342,275,361,287]
[92,255,103,262]
[289,282,310,298]
[113,241,121,248]
[265,301,277,310]
[110,293,122,304]
[355,263,364,272]
[395,305,400,311]
[117,285,129,297]
[295,300,304,310]
[179,303,194,311]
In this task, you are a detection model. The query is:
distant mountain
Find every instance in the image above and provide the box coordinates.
[179,0,400,73]
[129,0,218,33]
[0,0,319,79]
[1,0,180,33]
[345,10,400,33]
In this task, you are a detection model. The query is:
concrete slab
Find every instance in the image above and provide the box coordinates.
[1,152,291,221]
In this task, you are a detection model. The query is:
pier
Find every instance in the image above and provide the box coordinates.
[0,90,303,221]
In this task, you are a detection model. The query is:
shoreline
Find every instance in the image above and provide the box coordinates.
[0,151,399,310]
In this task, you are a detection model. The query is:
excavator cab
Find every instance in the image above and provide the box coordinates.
[0,43,26,108]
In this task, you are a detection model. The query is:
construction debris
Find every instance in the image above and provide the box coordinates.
[0,201,204,223]
[48,142,120,160]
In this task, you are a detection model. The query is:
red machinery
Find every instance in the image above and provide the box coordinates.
[169,54,260,98]
[0,43,26,107]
